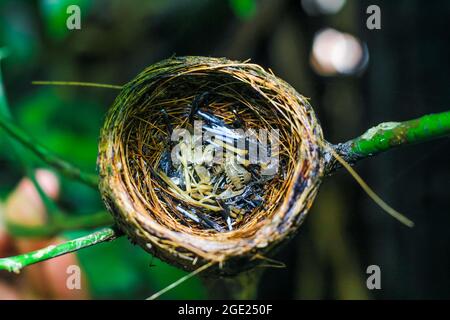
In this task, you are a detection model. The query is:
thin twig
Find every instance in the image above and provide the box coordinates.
[0,226,121,273]
[323,142,414,227]
[147,261,214,300]
[32,81,123,90]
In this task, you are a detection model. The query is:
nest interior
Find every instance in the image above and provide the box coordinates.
[98,57,325,275]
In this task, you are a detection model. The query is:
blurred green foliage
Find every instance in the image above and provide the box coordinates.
[229,0,257,19]
[0,0,207,299]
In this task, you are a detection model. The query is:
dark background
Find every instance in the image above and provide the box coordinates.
[0,0,449,299]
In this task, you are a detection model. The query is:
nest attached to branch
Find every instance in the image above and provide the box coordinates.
[98,56,325,275]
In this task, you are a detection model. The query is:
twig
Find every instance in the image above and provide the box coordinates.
[324,142,414,227]
[147,261,215,300]
[0,118,99,188]
[5,211,114,238]
[327,110,450,172]
[32,81,123,90]
[0,226,121,273]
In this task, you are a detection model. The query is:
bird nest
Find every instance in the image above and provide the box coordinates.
[98,56,325,275]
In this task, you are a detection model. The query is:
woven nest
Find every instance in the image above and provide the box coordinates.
[98,56,325,276]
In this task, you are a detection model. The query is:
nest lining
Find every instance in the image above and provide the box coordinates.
[98,57,325,275]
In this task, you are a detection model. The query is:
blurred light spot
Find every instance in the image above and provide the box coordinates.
[310,28,369,76]
[301,0,346,15]
[229,0,257,20]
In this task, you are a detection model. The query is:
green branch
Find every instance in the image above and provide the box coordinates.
[5,211,114,238]
[0,226,121,273]
[327,110,450,172]
[0,118,99,188]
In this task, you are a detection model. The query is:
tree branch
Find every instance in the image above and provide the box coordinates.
[0,226,121,273]
[0,118,99,188]
[326,110,450,173]
[5,211,114,238]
